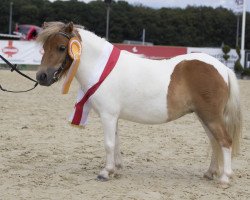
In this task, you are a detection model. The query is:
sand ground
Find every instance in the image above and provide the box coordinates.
[0,71,249,200]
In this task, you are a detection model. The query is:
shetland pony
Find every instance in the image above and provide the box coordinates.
[36,22,241,187]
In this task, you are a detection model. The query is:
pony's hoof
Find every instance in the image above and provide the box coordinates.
[219,174,230,188]
[219,182,230,189]
[226,171,234,178]
[203,171,214,180]
[96,175,109,182]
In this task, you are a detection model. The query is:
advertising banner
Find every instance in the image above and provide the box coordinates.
[115,44,187,59]
[0,40,42,65]
[0,40,238,69]
[187,47,238,69]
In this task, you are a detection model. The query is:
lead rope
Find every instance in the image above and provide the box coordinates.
[0,54,38,93]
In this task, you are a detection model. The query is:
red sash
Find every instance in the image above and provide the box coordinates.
[71,46,120,125]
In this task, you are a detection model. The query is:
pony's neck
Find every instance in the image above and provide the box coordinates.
[75,28,109,90]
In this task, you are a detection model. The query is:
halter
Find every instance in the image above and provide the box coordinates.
[51,31,72,84]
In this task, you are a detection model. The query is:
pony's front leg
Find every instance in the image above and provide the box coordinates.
[115,122,123,169]
[97,114,118,181]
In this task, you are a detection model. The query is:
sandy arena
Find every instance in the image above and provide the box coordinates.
[0,71,249,199]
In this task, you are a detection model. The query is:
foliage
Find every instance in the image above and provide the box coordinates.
[241,68,250,76]
[222,44,231,63]
[234,46,243,73]
[0,0,249,48]
[234,60,244,73]
[222,45,231,55]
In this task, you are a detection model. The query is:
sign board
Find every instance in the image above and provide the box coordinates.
[0,40,239,69]
[187,47,238,69]
[115,44,187,59]
[0,40,42,65]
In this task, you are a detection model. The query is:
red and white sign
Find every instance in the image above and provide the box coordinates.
[0,40,238,69]
[0,40,42,65]
[2,41,19,57]
[115,44,187,59]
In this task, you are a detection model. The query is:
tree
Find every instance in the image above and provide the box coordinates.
[0,0,249,49]
[234,46,243,73]
[222,44,231,66]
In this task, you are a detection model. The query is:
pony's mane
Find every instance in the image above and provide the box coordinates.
[36,22,84,44]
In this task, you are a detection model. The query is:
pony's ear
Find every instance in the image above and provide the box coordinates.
[65,22,74,34]
[42,22,48,29]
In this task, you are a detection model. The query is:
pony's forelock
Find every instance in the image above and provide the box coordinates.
[36,22,65,44]
[36,22,84,44]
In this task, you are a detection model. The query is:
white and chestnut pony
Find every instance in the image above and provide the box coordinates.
[36,22,242,186]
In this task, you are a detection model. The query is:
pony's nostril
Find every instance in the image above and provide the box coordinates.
[40,73,47,81]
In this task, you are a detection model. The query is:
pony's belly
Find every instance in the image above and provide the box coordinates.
[119,109,168,124]
[119,96,168,124]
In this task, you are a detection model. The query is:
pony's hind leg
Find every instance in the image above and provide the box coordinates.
[202,119,233,185]
[204,151,218,180]
[199,120,219,180]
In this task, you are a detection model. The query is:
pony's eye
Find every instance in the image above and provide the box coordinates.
[59,45,66,52]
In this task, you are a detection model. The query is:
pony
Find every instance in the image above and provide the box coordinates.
[36,22,242,187]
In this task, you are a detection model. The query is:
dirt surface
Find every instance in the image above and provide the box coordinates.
[0,71,249,200]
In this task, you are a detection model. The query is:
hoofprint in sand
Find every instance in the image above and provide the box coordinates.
[0,71,249,199]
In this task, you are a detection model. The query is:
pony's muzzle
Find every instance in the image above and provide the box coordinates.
[37,66,61,86]
[36,71,51,86]
[38,73,47,81]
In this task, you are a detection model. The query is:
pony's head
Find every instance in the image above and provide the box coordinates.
[36,22,81,86]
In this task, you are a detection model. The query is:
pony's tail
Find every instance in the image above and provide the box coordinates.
[223,69,242,156]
